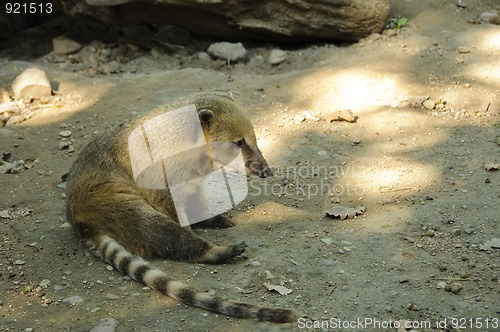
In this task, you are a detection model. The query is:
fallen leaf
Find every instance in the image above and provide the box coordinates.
[479,238,500,251]
[263,283,293,295]
[327,109,357,123]
[325,205,366,220]
[484,162,500,171]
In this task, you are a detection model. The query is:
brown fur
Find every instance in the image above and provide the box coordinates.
[66,93,296,323]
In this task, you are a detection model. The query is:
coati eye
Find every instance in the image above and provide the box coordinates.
[234,139,245,147]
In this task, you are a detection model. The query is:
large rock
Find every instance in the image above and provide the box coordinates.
[62,0,390,42]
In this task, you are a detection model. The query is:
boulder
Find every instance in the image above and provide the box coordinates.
[11,68,52,101]
[62,0,390,42]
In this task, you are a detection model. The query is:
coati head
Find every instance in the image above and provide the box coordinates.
[196,96,273,178]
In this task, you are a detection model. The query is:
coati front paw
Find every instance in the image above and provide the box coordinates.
[197,241,247,264]
[193,215,235,229]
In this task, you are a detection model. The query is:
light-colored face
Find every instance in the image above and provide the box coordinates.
[198,98,272,178]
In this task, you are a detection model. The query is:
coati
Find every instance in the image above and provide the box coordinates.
[65,93,297,323]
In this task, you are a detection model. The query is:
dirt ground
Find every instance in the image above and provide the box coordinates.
[1,0,499,331]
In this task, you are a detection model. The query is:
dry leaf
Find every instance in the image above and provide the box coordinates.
[325,205,366,220]
[479,238,500,251]
[263,283,293,295]
[327,109,357,123]
[484,162,500,171]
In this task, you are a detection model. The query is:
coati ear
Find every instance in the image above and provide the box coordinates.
[198,108,215,128]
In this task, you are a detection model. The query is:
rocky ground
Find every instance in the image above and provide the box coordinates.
[1,0,499,331]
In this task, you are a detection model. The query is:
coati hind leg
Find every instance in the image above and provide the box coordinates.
[71,190,245,264]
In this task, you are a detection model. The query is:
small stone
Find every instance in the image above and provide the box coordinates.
[317,150,327,156]
[14,260,25,265]
[450,282,463,294]
[105,293,120,300]
[264,270,274,279]
[480,11,500,24]
[323,259,336,267]
[39,279,51,288]
[249,261,261,267]
[89,318,118,332]
[59,130,72,138]
[58,141,71,150]
[63,295,83,305]
[437,281,447,289]
[52,36,82,55]
[321,238,334,245]
[457,46,470,53]
[425,229,435,237]
[11,68,52,101]
[268,49,288,65]
[423,99,436,110]
[53,285,64,291]
[207,42,247,62]
[0,210,11,218]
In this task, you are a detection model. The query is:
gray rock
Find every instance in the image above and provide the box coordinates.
[52,36,82,55]
[89,318,118,332]
[0,210,10,219]
[105,294,120,300]
[11,68,52,101]
[0,162,15,174]
[268,49,287,65]
[59,130,72,138]
[62,0,390,43]
[207,42,247,62]
[480,11,500,24]
[59,141,72,150]
[63,295,83,305]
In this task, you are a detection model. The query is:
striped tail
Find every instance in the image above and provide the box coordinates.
[87,235,297,324]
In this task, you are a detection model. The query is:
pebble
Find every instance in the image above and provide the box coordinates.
[14,260,25,265]
[52,36,82,55]
[105,293,120,300]
[207,42,247,62]
[323,259,336,267]
[11,68,52,101]
[249,260,261,267]
[264,270,274,280]
[321,238,334,245]
[457,46,470,53]
[423,99,436,110]
[89,318,118,332]
[53,285,64,291]
[436,281,447,289]
[268,49,288,65]
[480,11,500,24]
[39,279,51,288]
[59,130,72,137]
[63,295,83,305]
[0,210,10,219]
[445,282,463,294]
[450,282,463,294]
[58,141,71,150]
